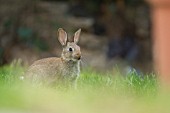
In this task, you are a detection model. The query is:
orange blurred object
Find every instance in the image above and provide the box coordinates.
[148,0,170,85]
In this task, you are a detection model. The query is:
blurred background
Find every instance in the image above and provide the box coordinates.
[0,0,152,74]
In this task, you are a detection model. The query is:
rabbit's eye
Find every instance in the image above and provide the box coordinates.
[69,48,73,52]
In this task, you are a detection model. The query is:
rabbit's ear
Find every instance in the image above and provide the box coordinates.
[58,28,67,46]
[74,29,81,44]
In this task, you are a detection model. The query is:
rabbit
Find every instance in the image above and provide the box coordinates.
[25,28,82,86]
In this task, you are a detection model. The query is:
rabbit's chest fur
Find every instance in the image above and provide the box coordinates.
[61,61,80,79]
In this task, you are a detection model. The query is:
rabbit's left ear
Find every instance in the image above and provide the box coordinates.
[74,29,81,44]
[58,28,67,46]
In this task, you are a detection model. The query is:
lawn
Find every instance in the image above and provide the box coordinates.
[0,60,170,113]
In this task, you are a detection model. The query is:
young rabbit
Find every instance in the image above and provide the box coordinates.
[25,28,82,86]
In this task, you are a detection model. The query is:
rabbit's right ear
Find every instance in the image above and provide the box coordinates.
[58,28,67,46]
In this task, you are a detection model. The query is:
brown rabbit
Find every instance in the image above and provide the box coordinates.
[25,28,82,86]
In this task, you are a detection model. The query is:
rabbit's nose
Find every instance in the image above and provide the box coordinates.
[75,53,81,60]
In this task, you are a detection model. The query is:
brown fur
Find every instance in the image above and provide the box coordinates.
[25,28,81,86]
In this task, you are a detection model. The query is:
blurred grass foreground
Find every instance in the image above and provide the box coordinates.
[0,61,170,113]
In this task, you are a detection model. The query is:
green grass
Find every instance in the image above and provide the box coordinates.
[0,61,170,113]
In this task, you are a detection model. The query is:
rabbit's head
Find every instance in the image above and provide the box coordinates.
[58,28,81,62]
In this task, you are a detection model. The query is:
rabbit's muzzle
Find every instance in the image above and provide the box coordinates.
[74,53,81,60]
